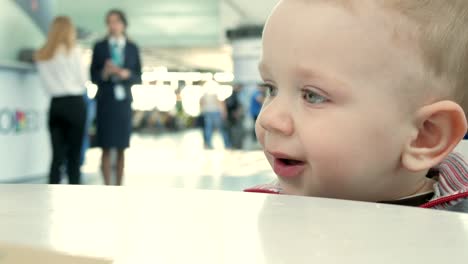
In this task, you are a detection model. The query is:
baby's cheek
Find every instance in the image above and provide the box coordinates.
[255,122,265,146]
[302,173,351,198]
[304,151,364,198]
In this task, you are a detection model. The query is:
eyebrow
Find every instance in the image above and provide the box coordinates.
[295,64,329,82]
[294,64,350,97]
[259,61,341,83]
[258,61,351,98]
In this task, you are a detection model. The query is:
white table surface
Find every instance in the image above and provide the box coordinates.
[0,184,467,264]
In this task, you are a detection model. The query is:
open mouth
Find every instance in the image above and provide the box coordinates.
[277,158,305,166]
[271,155,306,178]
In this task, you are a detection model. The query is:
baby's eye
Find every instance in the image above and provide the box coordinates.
[301,89,328,104]
[263,83,278,97]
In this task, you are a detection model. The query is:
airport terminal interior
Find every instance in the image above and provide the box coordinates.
[1,1,468,263]
[1,0,278,188]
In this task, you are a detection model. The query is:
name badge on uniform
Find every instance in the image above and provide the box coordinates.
[114,84,126,101]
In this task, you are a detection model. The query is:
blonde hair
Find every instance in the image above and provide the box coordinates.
[385,1,468,117]
[322,0,468,116]
[35,16,76,61]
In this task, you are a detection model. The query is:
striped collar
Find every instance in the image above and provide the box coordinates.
[427,152,468,209]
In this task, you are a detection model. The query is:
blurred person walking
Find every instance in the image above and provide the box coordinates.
[200,83,231,149]
[35,17,87,184]
[90,10,142,185]
[225,84,245,149]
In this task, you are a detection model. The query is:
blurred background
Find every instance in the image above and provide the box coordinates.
[0,0,280,190]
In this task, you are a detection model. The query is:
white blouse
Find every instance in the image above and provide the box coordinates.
[36,46,87,97]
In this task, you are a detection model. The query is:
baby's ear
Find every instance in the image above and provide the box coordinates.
[402,101,467,172]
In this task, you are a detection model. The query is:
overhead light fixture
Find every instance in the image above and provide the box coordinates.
[132,84,177,112]
[214,72,235,83]
[140,69,219,85]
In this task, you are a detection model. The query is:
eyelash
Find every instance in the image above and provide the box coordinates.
[301,89,328,104]
[263,83,278,97]
[262,83,329,105]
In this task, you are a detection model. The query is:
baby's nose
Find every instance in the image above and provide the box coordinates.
[257,99,294,137]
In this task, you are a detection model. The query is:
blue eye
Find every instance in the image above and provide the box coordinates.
[263,84,278,97]
[302,89,328,104]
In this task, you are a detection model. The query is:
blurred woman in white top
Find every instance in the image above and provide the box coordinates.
[35,16,87,185]
[199,82,231,149]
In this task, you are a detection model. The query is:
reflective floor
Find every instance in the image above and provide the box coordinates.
[75,129,275,191]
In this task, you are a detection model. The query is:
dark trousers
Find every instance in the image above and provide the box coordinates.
[48,96,86,184]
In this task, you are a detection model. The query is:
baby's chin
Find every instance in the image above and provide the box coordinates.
[279,181,343,199]
[278,181,310,196]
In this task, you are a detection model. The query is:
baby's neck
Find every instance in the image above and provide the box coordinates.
[398,177,436,200]
[378,174,436,206]
[381,169,437,202]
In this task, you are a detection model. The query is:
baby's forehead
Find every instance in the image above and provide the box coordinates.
[265,0,468,116]
[266,2,419,58]
[273,0,416,32]
[262,0,429,103]
[265,0,423,70]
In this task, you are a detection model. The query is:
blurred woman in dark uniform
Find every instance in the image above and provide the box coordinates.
[90,9,142,185]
